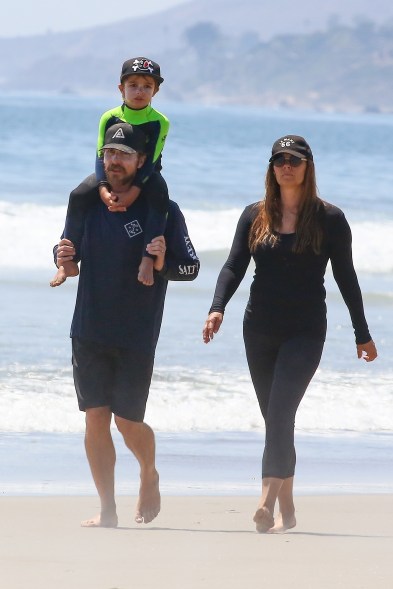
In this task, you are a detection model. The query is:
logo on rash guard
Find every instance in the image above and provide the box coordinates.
[178,264,198,275]
[184,235,198,260]
[124,220,143,238]
[178,235,199,275]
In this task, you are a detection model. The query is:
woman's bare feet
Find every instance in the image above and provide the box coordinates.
[81,509,118,528]
[253,506,275,533]
[268,512,296,533]
[135,471,160,524]
[138,257,154,286]
[50,261,79,287]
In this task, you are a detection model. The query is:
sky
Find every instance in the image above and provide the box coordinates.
[1,0,190,38]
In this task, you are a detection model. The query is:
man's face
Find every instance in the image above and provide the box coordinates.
[103,148,145,187]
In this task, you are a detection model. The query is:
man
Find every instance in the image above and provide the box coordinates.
[54,122,199,527]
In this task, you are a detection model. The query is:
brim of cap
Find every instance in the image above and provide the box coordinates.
[120,73,164,84]
[102,144,137,154]
[270,149,313,161]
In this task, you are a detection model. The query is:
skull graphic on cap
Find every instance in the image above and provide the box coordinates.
[132,59,154,75]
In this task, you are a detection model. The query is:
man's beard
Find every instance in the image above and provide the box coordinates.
[105,165,135,188]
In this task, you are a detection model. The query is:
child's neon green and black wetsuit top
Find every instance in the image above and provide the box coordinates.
[95,102,170,189]
[63,102,170,258]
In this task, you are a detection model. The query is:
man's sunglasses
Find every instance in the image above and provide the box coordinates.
[271,155,307,167]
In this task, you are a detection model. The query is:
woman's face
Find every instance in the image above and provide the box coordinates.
[272,153,307,188]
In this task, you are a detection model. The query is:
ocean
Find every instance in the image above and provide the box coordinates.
[0,93,392,496]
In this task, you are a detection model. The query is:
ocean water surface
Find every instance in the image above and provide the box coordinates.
[0,93,392,495]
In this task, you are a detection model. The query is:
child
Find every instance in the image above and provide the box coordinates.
[50,56,170,287]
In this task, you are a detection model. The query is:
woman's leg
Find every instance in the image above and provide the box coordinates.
[253,476,296,533]
[262,335,324,478]
[244,328,324,531]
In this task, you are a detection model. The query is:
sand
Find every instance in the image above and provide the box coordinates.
[1,494,392,588]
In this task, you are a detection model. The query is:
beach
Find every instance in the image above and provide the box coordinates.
[2,430,392,588]
[1,494,392,588]
[1,96,392,588]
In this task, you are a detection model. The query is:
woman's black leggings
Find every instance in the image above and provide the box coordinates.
[243,324,324,479]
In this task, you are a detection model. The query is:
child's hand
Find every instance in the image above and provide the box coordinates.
[107,194,127,212]
[99,184,127,212]
[99,185,113,207]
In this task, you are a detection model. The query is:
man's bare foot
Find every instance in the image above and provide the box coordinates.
[50,261,79,287]
[81,510,118,528]
[138,257,154,286]
[253,506,275,533]
[135,470,160,524]
[268,512,296,533]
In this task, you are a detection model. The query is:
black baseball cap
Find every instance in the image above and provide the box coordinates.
[120,57,164,84]
[102,123,147,154]
[270,135,313,161]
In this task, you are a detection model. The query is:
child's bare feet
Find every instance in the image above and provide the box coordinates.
[138,256,154,286]
[50,261,79,287]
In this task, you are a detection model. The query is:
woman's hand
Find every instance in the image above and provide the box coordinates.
[146,236,166,271]
[356,339,378,362]
[202,312,224,343]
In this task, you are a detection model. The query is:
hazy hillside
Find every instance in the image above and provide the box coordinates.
[175,21,393,113]
[1,0,393,112]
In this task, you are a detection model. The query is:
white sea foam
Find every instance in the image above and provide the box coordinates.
[1,201,393,275]
[0,363,391,434]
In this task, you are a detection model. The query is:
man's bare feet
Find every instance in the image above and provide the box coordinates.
[138,256,154,286]
[50,261,79,287]
[135,471,160,524]
[253,506,275,533]
[268,512,296,533]
[81,510,118,528]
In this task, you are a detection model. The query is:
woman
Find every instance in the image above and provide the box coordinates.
[202,135,377,533]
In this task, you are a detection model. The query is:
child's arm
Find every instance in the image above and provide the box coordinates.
[96,112,116,208]
[95,154,112,203]
[133,113,169,189]
[96,119,113,208]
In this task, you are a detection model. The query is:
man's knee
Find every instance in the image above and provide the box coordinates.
[114,415,142,436]
[85,406,112,431]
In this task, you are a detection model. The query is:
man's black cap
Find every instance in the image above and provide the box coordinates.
[102,123,147,154]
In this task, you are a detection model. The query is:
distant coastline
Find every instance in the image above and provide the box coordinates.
[0,1,392,114]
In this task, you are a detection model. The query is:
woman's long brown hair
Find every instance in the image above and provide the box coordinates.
[249,160,324,254]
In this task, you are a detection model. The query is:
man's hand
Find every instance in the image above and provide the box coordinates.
[146,236,166,271]
[56,238,76,267]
